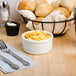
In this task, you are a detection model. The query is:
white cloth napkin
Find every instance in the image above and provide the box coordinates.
[26,11,74,34]
[0,44,37,73]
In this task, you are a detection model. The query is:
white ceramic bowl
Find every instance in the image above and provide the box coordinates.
[22,31,53,55]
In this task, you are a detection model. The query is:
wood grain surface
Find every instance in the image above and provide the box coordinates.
[0,23,76,76]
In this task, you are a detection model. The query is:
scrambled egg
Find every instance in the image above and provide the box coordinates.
[25,30,51,41]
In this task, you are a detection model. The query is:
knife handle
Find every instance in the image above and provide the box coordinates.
[0,55,19,70]
[9,51,30,66]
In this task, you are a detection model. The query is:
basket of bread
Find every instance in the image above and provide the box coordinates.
[17,0,76,37]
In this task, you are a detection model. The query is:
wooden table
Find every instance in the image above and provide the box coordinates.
[0,23,76,76]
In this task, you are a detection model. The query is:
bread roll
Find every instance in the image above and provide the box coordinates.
[18,1,36,11]
[60,0,76,12]
[54,7,70,18]
[35,0,47,6]
[34,17,44,25]
[51,0,61,9]
[35,3,54,17]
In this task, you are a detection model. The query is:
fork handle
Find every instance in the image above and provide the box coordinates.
[9,50,30,66]
[0,55,19,70]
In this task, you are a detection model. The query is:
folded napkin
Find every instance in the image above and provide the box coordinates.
[0,44,37,73]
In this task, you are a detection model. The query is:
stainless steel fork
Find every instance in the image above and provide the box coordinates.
[0,39,30,66]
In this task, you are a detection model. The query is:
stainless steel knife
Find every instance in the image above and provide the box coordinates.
[0,55,19,70]
[2,49,30,66]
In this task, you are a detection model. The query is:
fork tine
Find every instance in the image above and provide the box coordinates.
[1,40,7,48]
[0,40,3,49]
[0,40,5,49]
[0,39,7,49]
[0,43,2,50]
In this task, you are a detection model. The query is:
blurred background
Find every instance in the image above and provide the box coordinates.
[7,0,21,21]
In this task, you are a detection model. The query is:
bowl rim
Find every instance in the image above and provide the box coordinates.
[22,30,53,43]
